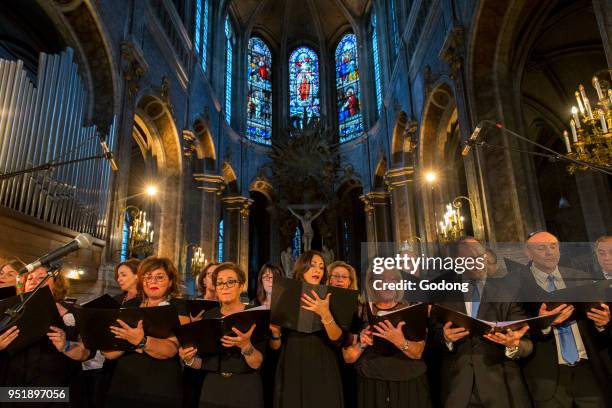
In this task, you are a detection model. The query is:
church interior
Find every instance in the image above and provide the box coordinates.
[0,0,611,299]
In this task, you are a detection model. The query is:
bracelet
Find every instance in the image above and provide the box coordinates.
[270,334,281,340]
[241,345,255,356]
[400,339,410,352]
[63,340,71,353]
[184,356,196,367]
[137,335,148,350]
[321,316,334,325]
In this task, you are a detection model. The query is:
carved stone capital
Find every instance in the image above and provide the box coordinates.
[120,39,149,97]
[384,167,416,192]
[222,196,254,218]
[193,173,225,195]
[360,191,391,214]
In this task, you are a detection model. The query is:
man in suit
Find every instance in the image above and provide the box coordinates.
[592,235,612,404]
[433,236,533,408]
[520,231,608,408]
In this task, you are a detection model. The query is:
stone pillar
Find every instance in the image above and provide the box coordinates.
[384,167,418,245]
[575,172,612,240]
[221,196,253,285]
[193,173,225,263]
[592,0,612,67]
[360,191,393,258]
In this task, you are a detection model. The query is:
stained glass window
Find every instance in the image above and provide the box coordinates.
[217,219,224,262]
[335,33,364,142]
[390,0,399,57]
[292,226,302,258]
[194,0,209,72]
[289,47,320,120]
[225,16,233,124]
[246,37,272,144]
[372,14,383,113]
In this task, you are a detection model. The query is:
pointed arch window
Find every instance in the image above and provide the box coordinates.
[292,226,302,258]
[371,13,383,114]
[289,47,320,120]
[390,0,400,57]
[246,37,272,144]
[335,33,364,142]
[217,219,224,262]
[194,0,209,72]
[225,16,233,124]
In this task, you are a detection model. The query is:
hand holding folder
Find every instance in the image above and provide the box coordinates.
[175,307,270,354]
[366,303,428,355]
[73,305,180,351]
[0,286,61,354]
[432,304,560,337]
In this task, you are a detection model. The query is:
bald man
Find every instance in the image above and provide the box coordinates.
[519,231,607,408]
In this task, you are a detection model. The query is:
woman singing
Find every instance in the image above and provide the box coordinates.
[179,262,265,408]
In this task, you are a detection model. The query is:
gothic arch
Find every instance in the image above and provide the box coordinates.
[132,94,183,259]
[249,178,276,203]
[222,162,239,195]
[373,156,387,191]
[193,118,217,172]
[390,111,415,166]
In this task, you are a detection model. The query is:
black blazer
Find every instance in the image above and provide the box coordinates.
[431,274,533,408]
[517,265,608,403]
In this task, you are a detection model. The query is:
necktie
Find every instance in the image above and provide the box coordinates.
[469,280,480,318]
[546,275,579,365]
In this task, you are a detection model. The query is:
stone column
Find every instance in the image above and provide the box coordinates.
[221,196,253,285]
[385,167,418,245]
[592,0,612,67]
[575,172,612,240]
[360,191,393,258]
[193,173,225,263]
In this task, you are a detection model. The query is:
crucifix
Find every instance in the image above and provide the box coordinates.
[287,204,326,252]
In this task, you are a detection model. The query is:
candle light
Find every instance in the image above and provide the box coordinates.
[579,85,594,119]
[150,230,154,242]
[592,76,604,100]
[575,91,585,114]
[563,130,571,153]
[571,107,581,128]
[570,119,578,142]
[600,109,608,133]
[608,89,612,105]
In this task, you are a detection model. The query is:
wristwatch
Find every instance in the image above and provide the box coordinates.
[137,335,148,350]
[400,339,410,352]
[241,345,255,356]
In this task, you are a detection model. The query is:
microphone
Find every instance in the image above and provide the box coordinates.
[18,234,93,276]
[99,136,119,172]
[462,124,484,156]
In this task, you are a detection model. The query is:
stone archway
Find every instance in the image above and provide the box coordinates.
[390,112,416,167]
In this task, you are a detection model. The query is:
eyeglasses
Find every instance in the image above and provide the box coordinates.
[143,274,168,283]
[330,274,350,281]
[261,274,273,281]
[216,279,239,289]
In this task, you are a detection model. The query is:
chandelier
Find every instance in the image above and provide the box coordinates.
[438,202,464,242]
[125,206,154,258]
[564,69,612,173]
[190,245,206,276]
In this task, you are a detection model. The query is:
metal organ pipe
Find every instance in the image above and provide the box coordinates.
[0,49,116,239]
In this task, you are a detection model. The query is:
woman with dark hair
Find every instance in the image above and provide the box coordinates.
[196,262,220,300]
[272,250,346,408]
[0,266,92,407]
[103,257,183,407]
[113,259,141,306]
[179,262,266,408]
[253,263,283,308]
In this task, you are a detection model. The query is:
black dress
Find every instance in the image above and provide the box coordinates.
[273,329,345,408]
[249,298,277,408]
[0,308,81,407]
[198,306,264,408]
[104,299,182,408]
[355,304,431,408]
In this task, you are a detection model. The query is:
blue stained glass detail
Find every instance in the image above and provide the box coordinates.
[335,33,364,143]
[225,17,233,124]
[390,0,399,56]
[194,0,209,72]
[289,47,320,120]
[372,14,383,113]
[247,37,272,145]
[292,227,302,258]
[218,219,224,262]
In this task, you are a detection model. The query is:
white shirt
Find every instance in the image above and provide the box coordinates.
[530,265,588,364]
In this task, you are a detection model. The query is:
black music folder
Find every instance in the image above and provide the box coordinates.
[80,294,120,309]
[173,298,219,317]
[366,302,428,355]
[0,286,17,300]
[431,304,559,336]
[73,305,180,351]
[0,286,61,355]
[544,279,612,311]
[270,276,359,333]
[175,307,270,353]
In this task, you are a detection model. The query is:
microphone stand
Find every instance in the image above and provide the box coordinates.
[0,155,109,181]
[471,120,612,176]
[0,261,63,332]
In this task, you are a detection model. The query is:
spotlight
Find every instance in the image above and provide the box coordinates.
[145,185,158,197]
[425,172,437,183]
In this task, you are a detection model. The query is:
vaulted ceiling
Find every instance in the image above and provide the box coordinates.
[229,0,369,50]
